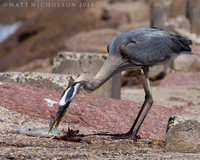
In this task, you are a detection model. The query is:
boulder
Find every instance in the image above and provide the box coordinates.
[166,115,200,153]
[52,52,121,99]
[0,81,187,140]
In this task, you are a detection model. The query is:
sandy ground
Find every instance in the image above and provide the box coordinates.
[122,85,200,114]
[1,105,200,159]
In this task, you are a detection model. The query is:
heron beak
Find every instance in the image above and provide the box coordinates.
[48,101,71,134]
[48,82,81,134]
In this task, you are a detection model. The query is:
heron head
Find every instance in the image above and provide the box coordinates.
[48,73,95,133]
[48,81,81,133]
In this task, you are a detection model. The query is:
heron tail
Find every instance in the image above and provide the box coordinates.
[172,35,193,54]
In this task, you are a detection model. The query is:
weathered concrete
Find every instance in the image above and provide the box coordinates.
[166,115,200,153]
[150,0,170,29]
[0,72,76,93]
[151,0,188,28]
[189,0,200,35]
[52,51,121,99]
[150,0,200,43]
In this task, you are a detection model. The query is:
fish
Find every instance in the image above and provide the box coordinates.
[11,125,65,138]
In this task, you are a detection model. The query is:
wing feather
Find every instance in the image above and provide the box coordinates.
[119,31,192,65]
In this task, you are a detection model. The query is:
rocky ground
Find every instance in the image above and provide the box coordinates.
[0,74,200,159]
[1,0,200,159]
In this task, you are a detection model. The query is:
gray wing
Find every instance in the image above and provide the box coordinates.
[120,33,192,66]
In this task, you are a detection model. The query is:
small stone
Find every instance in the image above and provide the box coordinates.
[16,76,22,83]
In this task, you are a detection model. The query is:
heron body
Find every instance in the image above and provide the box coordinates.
[49,28,193,140]
[109,28,192,66]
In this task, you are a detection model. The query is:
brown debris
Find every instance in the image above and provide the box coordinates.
[54,127,82,143]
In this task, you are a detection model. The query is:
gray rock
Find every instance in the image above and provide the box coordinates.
[166,115,200,153]
[0,72,76,93]
[52,52,121,99]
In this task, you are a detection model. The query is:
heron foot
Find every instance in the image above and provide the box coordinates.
[112,133,141,141]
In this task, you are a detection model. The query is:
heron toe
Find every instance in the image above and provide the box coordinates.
[112,133,141,141]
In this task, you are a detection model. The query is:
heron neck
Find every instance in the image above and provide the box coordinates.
[91,58,117,91]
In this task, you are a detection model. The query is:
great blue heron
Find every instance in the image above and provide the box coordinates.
[48,28,193,140]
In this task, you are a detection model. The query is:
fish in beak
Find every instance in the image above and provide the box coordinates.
[48,82,81,134]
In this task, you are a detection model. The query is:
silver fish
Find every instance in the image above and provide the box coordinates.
[11,125,65,138]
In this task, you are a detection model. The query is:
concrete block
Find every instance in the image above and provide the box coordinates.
[150,0,169,28]
[150,0,190,33]
[52,52,121,99]
[0,72,76,93]
[191,9,200,35]
[166,115,200,153]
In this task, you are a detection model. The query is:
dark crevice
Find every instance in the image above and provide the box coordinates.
[18,30,38,42]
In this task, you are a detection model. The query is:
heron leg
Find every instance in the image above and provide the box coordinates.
[125,74,149,135]
[113,67,153,140]
[131,67,153,140]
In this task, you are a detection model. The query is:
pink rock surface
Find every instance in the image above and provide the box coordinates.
[0,82,187,140]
